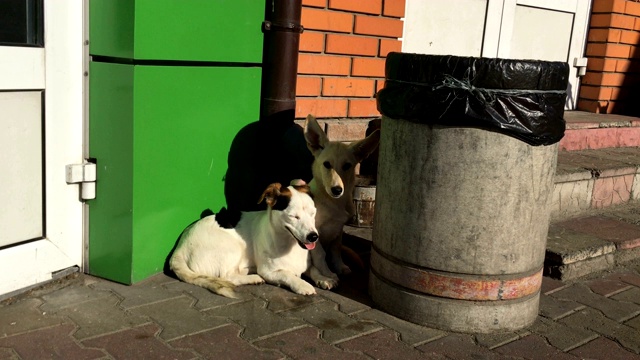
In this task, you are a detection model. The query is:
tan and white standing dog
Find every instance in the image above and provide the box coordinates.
[169,182,337,298]
[304,115,380,278]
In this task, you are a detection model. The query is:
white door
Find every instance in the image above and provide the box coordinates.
[0,1,85,296]
[403,0,592,109]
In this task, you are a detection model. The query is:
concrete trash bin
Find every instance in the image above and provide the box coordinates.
[370,53,569,333]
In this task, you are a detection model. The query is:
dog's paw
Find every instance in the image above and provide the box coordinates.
[248,275,265,285]
[292,282,316,295]
[336,264,352,275]
[316,278,339,290]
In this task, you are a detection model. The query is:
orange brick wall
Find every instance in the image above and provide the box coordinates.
[578,0,640,116]
[295,0,406,140]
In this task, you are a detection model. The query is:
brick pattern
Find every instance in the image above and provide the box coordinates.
[297,0,406,141]
[578,0,640,116]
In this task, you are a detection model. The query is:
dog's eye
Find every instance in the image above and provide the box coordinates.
[323,161,332,169]
[290,214,300,220]
[342,163,352,171]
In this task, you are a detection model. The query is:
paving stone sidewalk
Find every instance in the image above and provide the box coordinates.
[1,255,640,359]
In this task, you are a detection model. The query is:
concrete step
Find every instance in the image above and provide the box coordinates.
[551,146,640,220]
[344,202,640,283]
[546,202,640,280]
[560,111,640,151]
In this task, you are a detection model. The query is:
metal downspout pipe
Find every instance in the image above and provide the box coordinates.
[259,0,303,124]
[224,0,311,212]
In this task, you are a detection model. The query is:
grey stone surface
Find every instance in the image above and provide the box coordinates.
[606,203,640,227]
[550,178,595,220]
[247,284,324,313]
[546,253,616,280]
[417,333,515,360]
[81,323,196,360]
[0,323,107,360]
[626,315,640,331]
[40,283,112,309]
[539,293,585,320]
[493,334,582,359]
[318,289,370,315]
[168,323,285,360]
[612,287,640,305]
[557,149,636,174]
[474,331,523,350]
[0,298,68,338]
[618,247,640,264]
[560,308,640,354]
[546,224,616,264]
[47,293,149,340]
[206,299,307,341]
[529,316,598,351]
[354,308,446,346]
[164,280,246,310]
[279,300,382,344]
[591,148,640,167]
[541,276,569,295]
[129,295,229,341]
[336,328,431,360]
[254,326,368,360]
[570,336,640,360]
[91,273,181,309]
[551,284,640,322]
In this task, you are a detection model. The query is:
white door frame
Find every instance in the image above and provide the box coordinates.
[402,0,592,110]
[490,0,591,107]
[0,1,85,296]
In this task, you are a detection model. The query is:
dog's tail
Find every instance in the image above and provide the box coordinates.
[341,245,365,270]
[170,253,237,298]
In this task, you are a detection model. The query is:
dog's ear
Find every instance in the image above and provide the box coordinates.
[350,129,380,163]
[304,114,328,156]
[258,183,282,208]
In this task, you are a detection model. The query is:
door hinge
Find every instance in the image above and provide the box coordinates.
[65,161,96,201]
[573,57,588,76]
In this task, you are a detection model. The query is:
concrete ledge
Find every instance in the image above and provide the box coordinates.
[552,147,640,221]
[560,111,640,151]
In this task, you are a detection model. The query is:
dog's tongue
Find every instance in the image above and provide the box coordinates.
[305,242,316,250]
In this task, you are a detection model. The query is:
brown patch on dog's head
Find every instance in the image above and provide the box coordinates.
[258,183,282,208]
[291,184,312,198]
[258,183,297,211]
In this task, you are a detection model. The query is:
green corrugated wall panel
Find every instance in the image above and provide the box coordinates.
[88,64,261,284]
[88,0,263,284]
[89,0,264,62]
[134,0,264,62]
[130,66,261,282]
[89,0,135,59]
[88,62,135,284]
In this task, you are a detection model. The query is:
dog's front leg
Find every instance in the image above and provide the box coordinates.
[310,243,340,281]
[305,265,338,290]
[329,233,351,275]
[260,269,316,295]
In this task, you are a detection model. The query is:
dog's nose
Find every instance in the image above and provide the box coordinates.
[331,186,343,196]
[307,232,319,243]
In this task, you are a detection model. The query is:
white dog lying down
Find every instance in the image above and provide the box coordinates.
[169,182,338,298]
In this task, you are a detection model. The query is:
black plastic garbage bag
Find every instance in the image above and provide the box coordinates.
[376,53,569,146]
